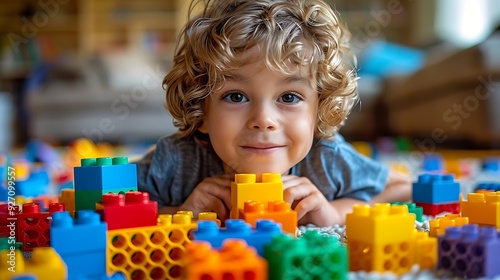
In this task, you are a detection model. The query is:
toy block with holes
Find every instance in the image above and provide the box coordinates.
[0,247,67,280]
[107,211,218,279]
[184,239,267,280]
[74,157,137,211]
[0,204,19,238]
[390,202,423,222]
[460,192,500,228]
[50,210,107,280]
[346,203,417,274]
[230,173,283,219]
[17,202,65,252]
[193,219,282,256]
[264,230,347,280]
[95,191,157,230]
[438,224,500,278]
[429,214,469,237]
[239,201,297,236]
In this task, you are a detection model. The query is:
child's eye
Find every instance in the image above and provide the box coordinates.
[278,93,302,103]
[222,92,248,103]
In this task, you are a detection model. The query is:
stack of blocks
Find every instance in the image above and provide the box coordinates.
[107,211,219,279]
[346,203,437,274]
[230,173,297,235]
[50,210,107,279]
[438,224,500,278]
[74,157,137,212]
[412,174,460,216]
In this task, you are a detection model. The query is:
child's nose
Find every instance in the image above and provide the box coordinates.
[247,107,278,131]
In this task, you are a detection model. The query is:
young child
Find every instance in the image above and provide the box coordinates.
[137,0,411,226]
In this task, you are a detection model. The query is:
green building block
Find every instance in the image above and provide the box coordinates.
[0,237,23,252]
[75,186,137,211]
[391,202,423,222]
[264,230,347,280]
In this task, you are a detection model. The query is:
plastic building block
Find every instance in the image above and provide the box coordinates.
[412,231,437,270]
[429,214,469,237]
[239,201,297,236]
[0,247,67,280]
[483,157,500,172]
[32,195,59,210]
[422,154,443,172]
[59,189,75,216]
[438,224,500,278]
[17,202,65,251]
[414,201,460,216]
[346,204,415,274]
[185,240,268,280]
[75,187,137,211]
[15,169,50,198]
[96,191,157,230]
[412,174,460,204]
[193,219,282,256]
[50,210,107,280]
[0,185,7,203]
[264,230,347,280]
[460,192,500,228]
[230,173,283,219]
[475,183,500,192]
[0,237,22,252]
[390,202,423,222]
[0,204,19,238]
[106,212,217,279]
[74,157,137,191]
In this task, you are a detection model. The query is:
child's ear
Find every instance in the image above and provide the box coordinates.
[198,119,209,133]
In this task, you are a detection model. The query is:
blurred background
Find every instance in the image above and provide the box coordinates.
[1,0,500,152]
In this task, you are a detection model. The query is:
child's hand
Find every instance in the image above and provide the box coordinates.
[282,175,339,226]
[179,175,232,221]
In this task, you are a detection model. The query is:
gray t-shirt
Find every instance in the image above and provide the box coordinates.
[136,133,388,208]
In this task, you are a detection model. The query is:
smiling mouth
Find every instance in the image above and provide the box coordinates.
[241,145,285,151]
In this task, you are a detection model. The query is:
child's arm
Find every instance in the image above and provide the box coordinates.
[369,170,412,204]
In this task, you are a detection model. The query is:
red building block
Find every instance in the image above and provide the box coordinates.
[239,200,298,236]
[96,191,158,230]
[17,202,65,251]
[0,204,19,238]
[415,201,460,216]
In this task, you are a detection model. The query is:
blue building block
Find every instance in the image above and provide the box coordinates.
[74,272,126,280]
[193,219,283,256]
[438,225,500,278]
[50,210,107,280]
[0,184,7,202]
[483,157,500,173]
[15,169,50,197]
[412,174,460,204]
[74,157,137,191]
[422,154,444,172]
[475,183,500,192]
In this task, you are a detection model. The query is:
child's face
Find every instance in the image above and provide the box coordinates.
[200,50,318,177]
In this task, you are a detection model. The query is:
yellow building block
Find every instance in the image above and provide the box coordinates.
[346,204,415,274]
[239,201,297,236]
[0,248,67,280]
[230,173,283,219]
[107,211,219,280]
[429,214,469,237]
[59,189,76,217]
[412,231,437,270]
[460,192,500,227]
[184,240,267,280]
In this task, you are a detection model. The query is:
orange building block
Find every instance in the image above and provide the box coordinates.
[230,173,283,219]
[59,189,75,217]
[239,201,297,236]
[429,214,469,237]
[412,231,437,270]
[460,192,500,227]
[184,240,267,280]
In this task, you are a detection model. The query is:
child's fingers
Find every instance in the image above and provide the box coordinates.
[207,196,229,221]
[283,183,313,205]
[293,194,322,221]
[205,183,232,212]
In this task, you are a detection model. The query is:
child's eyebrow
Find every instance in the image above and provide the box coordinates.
[282,75,309,85]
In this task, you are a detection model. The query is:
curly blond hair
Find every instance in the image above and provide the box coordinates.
[164,0,358,138]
